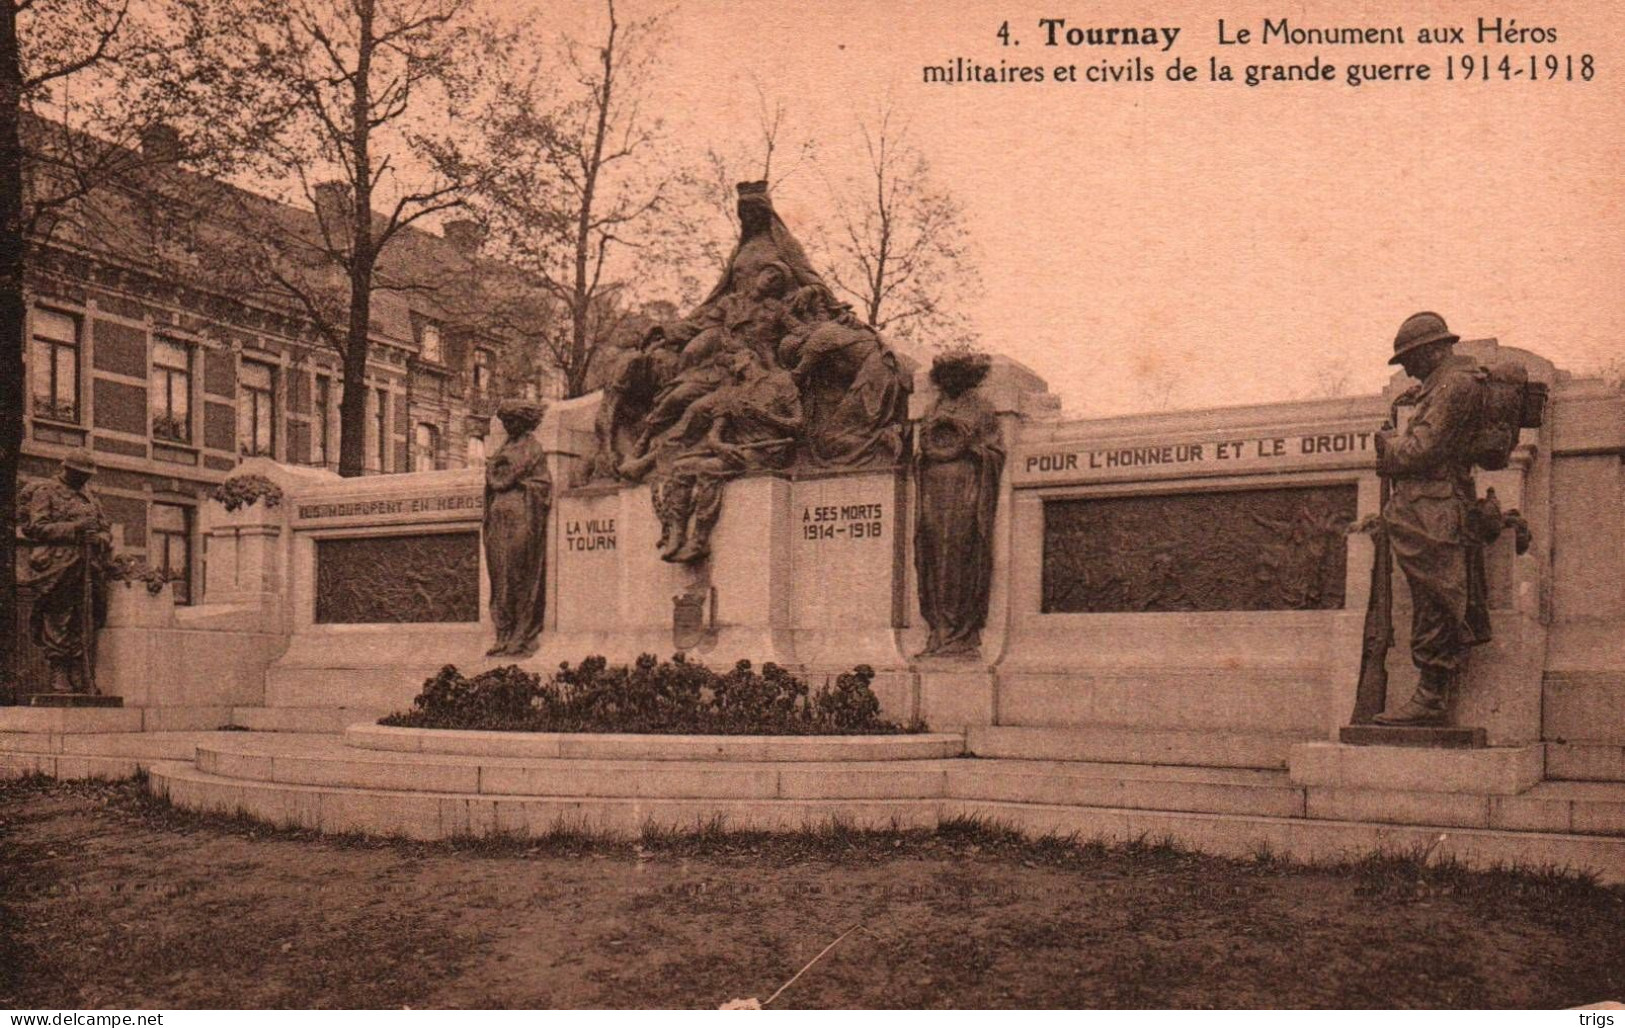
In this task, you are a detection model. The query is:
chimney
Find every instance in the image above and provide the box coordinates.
[139,123,183,164]
[442,218,487,256]
[312,180,352,233]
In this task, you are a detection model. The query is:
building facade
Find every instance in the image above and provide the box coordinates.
[19,180,547,608]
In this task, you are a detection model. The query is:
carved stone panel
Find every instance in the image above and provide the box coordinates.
[315,531,480,624]
[1041,485,1357,613]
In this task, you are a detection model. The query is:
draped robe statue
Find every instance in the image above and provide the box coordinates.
[484,401,552,657]
[914,354,1004,658]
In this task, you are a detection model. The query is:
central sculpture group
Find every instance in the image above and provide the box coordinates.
[589,181,918,564]
[482,181,1005,661]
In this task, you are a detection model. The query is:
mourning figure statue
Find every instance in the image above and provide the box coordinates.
[584,180,915,563]
[19,454,111,693]
[484,401,552,657]
[914,352,1004,659]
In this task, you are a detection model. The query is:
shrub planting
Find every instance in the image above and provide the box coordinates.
[380,654,914,735]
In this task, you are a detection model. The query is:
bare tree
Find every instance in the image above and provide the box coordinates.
[1309,357,1355,399]
[695,76,815,274]
[1132,359,1184,413]
[816,100,982,352]
[459,0,688,400]
[0,0,247,690]
[201,0,482,477]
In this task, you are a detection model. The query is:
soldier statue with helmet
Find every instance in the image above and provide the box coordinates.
[18,454,112,695]
[1362,311,1543,727]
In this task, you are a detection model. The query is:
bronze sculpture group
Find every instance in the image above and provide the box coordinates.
[588,181,915,565]
[476,181,1004,662]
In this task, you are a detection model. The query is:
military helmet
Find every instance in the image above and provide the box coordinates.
[1390,311,1460,364]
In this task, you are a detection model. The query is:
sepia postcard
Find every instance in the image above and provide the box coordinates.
[1,0,1622,1014]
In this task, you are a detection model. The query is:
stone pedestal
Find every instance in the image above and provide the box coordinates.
[1339,724,1486,749]
[1289,741,1543,795]
[546,469,910,673]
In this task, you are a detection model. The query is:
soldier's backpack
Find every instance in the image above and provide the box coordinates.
[1472,362,1548,471]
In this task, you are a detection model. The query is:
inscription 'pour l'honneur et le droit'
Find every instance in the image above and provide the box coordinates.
[1023,430,1376,478]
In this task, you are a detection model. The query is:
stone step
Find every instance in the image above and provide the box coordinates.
[967,725,1309,770]
[945,760,1304,818]
[1301,780,1625,836]
[944,799,1625,884]
[147,761,943,840]
[0,731,222,780]
[232,707,389,734]
[144,761,1625,881]
[1546,742,1625,783]
[345,723,967,762]
[195,739,954,800]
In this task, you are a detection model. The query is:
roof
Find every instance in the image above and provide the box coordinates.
[20,113,551,367]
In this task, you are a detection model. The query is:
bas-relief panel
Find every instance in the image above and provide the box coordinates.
[314,532,480,624]
[1041,485,1358,614]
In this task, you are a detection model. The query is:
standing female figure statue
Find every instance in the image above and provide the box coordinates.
[914,352,1004,659]
[484,401,551,657]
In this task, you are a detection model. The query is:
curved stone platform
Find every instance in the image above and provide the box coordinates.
[123,727,1625,882]
[345,724,965,761]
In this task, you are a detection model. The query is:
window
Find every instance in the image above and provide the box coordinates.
[150,502,193,604]
[314,374,332,466]
[150,339,192,443]
[238,360,275,458]
[413,423,440,471]
[472,349,491,395]
[30,309,80,423]
[373,387,388,472]
[466,435,486,466]
[419,322,443,364]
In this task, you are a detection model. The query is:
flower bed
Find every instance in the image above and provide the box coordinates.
[379,655,917,736]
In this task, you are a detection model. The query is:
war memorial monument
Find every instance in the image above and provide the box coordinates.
[4,182,1624,881]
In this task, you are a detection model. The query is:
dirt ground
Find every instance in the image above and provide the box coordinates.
[2,777,1622,1010]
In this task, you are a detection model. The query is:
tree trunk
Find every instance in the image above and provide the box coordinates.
[336,270,372,477]
[0,0,28,692]
[336,0,375,479]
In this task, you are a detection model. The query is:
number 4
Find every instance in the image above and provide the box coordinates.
[997,20,1011,45]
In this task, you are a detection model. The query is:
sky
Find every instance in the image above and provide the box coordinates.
[493,1,1625,415]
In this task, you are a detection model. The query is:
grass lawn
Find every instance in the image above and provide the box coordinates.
[2,776,1622,1009]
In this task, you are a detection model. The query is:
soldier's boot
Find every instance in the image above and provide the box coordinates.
[46,662,73,694]
[1373,668,1450,726]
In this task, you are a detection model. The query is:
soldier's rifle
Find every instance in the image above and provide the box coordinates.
[1350,397,1402,723]
[79,529,97,696]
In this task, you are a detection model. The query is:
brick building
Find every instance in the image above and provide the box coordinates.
[18,136,552,606]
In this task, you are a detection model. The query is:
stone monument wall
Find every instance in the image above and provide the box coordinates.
[131,351,1621,765]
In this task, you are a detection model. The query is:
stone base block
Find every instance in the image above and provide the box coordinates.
[1339,724,1486,749]
[1289,741,1544,795]
[918,668,994,730]
[0,707,145,734]
[27,694,124,708]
